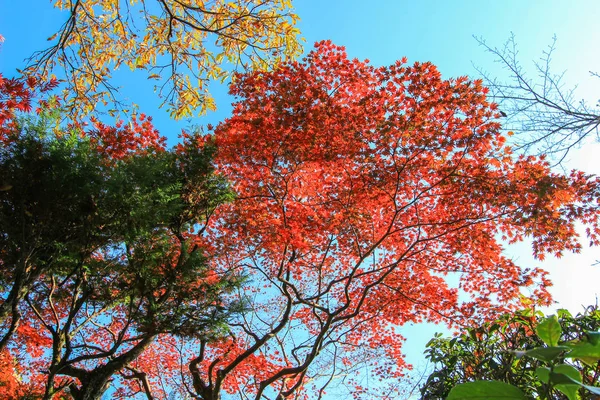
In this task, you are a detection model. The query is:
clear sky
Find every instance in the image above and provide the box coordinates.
[2,0,600,392]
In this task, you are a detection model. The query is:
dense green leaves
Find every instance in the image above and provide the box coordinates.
[447,381,526,400]
[421,307,600,399]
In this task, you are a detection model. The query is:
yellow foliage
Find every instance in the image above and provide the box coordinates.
[29,0,303,119]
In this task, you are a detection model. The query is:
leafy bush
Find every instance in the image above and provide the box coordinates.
[421,306,600,399]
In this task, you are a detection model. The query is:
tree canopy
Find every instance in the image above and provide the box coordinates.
[183,41,600,398]
[1,41,600,398]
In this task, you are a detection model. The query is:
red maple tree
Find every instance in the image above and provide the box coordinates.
[173,41,600,398]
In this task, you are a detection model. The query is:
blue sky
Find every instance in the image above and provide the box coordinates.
[2,0,600,391]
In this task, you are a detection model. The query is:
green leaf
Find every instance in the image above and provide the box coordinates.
[536,366,551,383]
[586,331,600,345]
[447,381,526,399]
[555,383,581,400]
[557,308,573,319]
[520,307,534,318]
[489,323,500,333]
[523,346,570,362]
[537,315,562,346]
[550,372,600,396]
[566,341,600,365]
[553,364,583,400]
[553,364,582,383]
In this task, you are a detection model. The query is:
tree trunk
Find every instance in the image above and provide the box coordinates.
[70,334,156,400]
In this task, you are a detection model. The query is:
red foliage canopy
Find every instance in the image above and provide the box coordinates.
[181,41,600,398]
[0,74,59,143]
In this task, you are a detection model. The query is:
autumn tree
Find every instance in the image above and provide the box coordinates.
[4,41,600,399]
[0,96,242,399]
[138,41,600,399]
[26,0,302,119]
[476,34,600,164]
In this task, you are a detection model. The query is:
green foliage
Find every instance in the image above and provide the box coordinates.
[0,114,240,344]
[537,315,562,347]
[446,381,526,399]
[0,118,107,288]
[421,306,600,400]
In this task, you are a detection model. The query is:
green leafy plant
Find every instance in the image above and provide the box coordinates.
[422,306,600,399]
